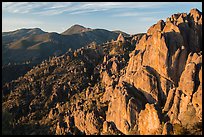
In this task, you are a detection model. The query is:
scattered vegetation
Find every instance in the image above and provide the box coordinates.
[2,108,14,135]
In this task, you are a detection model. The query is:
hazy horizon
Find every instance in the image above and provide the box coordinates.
[2,2,202,34]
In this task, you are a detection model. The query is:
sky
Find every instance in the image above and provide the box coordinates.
[2,2,202,34]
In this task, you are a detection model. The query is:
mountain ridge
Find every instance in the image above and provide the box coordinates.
[2,25,122,65]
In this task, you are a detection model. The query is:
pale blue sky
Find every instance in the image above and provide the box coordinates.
[2,2,202,34]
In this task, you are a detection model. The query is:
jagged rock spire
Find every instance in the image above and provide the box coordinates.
[117,33,125,43]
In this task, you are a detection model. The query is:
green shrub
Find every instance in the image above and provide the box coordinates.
[2,109,14,135]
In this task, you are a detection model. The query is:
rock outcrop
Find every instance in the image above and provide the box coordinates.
[138,103,162,135]
[2,8,202,135]
[106,82,147,134]
[120,8,202,134]
[117,33,125,43]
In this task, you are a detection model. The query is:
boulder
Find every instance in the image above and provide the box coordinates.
[101,71,113,87]
[106,82,147,134]
[177,92,198,128]
[73,110,101,135]
[178,62,196,97]
[138,103,161,135]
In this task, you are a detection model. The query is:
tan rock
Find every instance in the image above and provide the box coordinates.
[159,76,175,103]
[126,8,202,88]
[85,111,101,135]
[142,31,169,78]
[48,109,55,120]
[187,9,202,52]
[125,66,160,104]
[86,87,93,99]
[178,93,199,128]
[127,29,179,84]
[55,122,62,135]
[178,62,196,97]
[102,86,114,103]
[74,110,86,133]
[177,47,188,83]
[111,61,119,74]
[192,85,202,121]
[73,110,101,135]
[133,34,148,52]
[126,51,143,73]
[163,88,176,113]
[199,66,202,83]
[138,103,161,135]
[102,121,109,133]
[64,116,70,130]
[55,121,69,135]
[176,13,187,25]
[103,55,108,63]
[101,71,113,87]
[167,89,181,124]
[101,121,123,135]
[106,82,147,134]
[163,21,180,33]
[191,66,202,121]
[117,33,125,43]
[189,8,202,23]
[147,20,165,35]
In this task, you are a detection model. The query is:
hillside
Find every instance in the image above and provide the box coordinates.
[2,25,119,65]
[2,8,202,135]
[2,25,121,84]
[2,28,46,45]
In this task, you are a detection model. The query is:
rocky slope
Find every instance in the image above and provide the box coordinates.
[2,25,120,85]
[2,9,202,135]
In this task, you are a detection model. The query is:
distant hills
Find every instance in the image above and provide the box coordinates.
[2,28,46,45]
[2,24,131,84]
[2,24,125,65]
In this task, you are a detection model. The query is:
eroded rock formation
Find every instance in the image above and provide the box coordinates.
[2,9,202,135]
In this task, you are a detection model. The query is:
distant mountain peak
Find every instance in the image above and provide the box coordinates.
[71,24,86,29]
[61,24,92,35]
[30,28,43,31]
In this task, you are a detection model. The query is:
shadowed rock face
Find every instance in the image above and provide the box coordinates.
[2,9,202,135]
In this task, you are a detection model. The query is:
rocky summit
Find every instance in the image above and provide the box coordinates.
[2,8,202,135]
